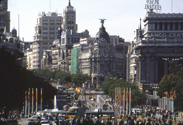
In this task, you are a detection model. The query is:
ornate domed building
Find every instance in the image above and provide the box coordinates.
[76,20,129,89]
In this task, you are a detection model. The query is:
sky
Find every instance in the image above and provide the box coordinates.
[8,0,183,42]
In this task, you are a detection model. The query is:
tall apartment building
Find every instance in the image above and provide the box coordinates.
[0,0,10,34]
[41,1,90,71]
[31,12,62,69]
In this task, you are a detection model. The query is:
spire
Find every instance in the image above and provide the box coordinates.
[140,18,141,31]
[139,18,143,39]
[69,0,71,6]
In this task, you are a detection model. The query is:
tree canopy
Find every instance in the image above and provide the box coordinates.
[0,47,57,111]
[32,69,90,87]
[71,73,90,86]
[101,77,146,107]
[158,60,183,111]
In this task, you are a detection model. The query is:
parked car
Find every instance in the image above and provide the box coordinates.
[40,120,51,125]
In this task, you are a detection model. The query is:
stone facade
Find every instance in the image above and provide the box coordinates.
[75,20,129,88]
[128,11,183,91]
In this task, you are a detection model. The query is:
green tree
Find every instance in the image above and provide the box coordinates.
[0,47,57,111]
[54,70,71,84]
[101,77,146,106]
[32,69,53,82]
[158,74,183,110]
[71,73,90,86]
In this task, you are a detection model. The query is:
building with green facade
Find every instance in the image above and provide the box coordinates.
[71,48,79,74]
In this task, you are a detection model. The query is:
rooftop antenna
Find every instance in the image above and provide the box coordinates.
[171,0,173,13]
[18,14,20,38]
[50,0,51,12]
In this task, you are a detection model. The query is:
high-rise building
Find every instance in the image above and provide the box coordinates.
[41,0,89,71]
[32,12,62,69]
[0,0,10,33]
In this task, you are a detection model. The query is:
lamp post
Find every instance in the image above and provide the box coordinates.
[151,84,159,106]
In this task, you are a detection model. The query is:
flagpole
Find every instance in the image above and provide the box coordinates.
[32,88,34,115]
[28,88,30,118]
[36,88,38,112]
[126,88,128,116]
[129,88,131,116]
[41,88,43,110]
[25,90,27,118]
[123,88,125,116]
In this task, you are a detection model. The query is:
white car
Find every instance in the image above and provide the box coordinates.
[28,115,39,122]
[40,120,51,125]
[67,88,74,91]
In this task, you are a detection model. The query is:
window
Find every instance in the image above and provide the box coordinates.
[49,32,55,34]
[50,28,54,30]
[43,32,48,34]
[43,28,48,30]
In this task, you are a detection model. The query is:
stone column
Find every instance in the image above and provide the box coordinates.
[164,60,168,75]
[146,56,150,83]
[150,57,155,83]
[154,58,159,83]
[140,56,146,82]
[136,58,140,83]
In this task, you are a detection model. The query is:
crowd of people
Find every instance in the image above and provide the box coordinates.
[1,106,183,125]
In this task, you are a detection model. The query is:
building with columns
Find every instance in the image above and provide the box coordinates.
[127,10,183,92]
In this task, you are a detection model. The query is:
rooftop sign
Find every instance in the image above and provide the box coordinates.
[145,0,162,12]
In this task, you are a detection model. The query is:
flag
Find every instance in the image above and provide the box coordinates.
[173,90,176,99]
[41,88,43,103]
[166,91,168,98]
[25,90,27,101]
[170,91,172,98]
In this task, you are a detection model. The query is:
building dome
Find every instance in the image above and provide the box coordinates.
[12,28,17,37]
[96,19,110,43]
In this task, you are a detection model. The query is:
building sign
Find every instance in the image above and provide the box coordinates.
[145,0,162,11]
[147,32,183,38]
